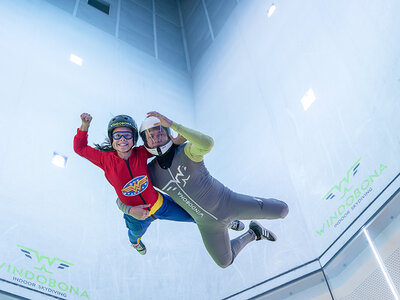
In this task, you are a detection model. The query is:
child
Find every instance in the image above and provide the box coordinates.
[73,113,195,255]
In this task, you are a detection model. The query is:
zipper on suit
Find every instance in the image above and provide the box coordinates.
[124,158,152,213]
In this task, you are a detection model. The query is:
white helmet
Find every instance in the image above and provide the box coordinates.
[140,116,173,156]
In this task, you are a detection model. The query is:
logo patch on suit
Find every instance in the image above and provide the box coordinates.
[122,175,148,196]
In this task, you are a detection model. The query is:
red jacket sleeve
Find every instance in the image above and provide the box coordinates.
[138,145,153,159]
[73,128,104,168]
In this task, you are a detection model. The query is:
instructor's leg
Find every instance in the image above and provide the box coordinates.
[228,191,289,220]
[198,225,256,268]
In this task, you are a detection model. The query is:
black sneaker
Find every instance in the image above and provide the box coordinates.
[228,220,245,231]
[132,240,147,255]
[249,221,277,241]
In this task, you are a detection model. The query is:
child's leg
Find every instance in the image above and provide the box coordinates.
[123,214,153,244]
[154,194,195,223]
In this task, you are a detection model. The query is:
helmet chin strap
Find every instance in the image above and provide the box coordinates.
[145,140,173,156]
[156,146,163,156]
[121,146,134,153]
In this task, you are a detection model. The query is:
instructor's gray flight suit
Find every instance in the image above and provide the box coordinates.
[118,123,289,268]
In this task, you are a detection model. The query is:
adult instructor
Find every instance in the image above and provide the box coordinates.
[117,112,289,268]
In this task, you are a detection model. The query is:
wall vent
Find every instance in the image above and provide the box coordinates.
[88,0,110,15]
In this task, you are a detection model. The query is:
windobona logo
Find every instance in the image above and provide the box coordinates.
[0,245,89,298]
[322,158,361,201]
[18,245,73,274]
[316,157,388,236]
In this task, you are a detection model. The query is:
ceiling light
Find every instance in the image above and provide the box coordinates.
[267,3,276,18]
[301,88,316,111]
[70,54,83,66]
[52,152,68,168]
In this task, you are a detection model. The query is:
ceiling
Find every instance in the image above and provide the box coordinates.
[43,0,238,73]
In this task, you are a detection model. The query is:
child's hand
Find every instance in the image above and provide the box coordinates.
[80,113,92,131]
[81,113,92,124]
[128,204,152,220]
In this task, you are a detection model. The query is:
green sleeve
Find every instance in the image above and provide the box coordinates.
[116,197,132,215]
[170,122,214,162]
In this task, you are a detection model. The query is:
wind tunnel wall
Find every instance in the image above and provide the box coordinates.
[0,0,400,299]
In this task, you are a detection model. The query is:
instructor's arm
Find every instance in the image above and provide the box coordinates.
[147,111,213,162]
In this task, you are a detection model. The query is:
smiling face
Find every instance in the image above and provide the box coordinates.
[112,127,134,154]
[144,127,169,149]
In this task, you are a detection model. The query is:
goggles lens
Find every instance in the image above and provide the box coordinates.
[112,131,133,140]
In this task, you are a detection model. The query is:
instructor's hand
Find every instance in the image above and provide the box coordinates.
[147,111,172,127]
[171,134,186,145]
[128,204,151,220]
